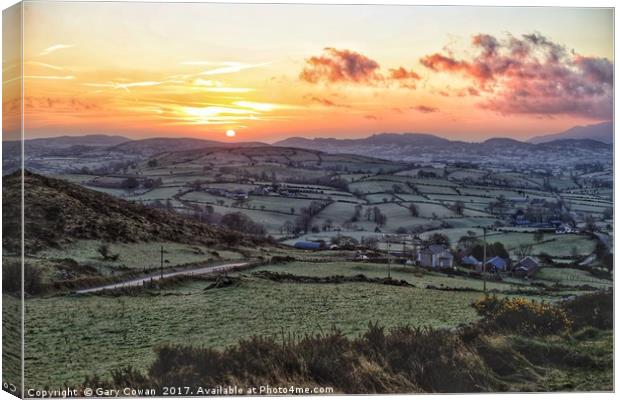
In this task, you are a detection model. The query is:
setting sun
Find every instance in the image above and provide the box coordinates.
[226,129,236,138]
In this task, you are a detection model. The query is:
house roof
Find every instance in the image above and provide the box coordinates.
[421,244,450,255]
[517,256,539,269]
[294,241,321,249]
[485,256,507,268]
[462,255,480,265]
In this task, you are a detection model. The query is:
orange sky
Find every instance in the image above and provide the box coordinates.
[5,2,614,142]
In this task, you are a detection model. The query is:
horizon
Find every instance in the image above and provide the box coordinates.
[5,119,613,145]
[3,3,614,142]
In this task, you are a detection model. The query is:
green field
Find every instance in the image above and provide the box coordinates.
[22,275,484,388]
[38,240,244,274]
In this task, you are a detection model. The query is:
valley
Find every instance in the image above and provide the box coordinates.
[2,131,614,392]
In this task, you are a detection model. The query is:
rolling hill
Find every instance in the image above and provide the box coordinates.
[149,145,394,168]
[110,137,268,156]
[3,134,131,158]
[2,171,259,253]
[274,132,612,165]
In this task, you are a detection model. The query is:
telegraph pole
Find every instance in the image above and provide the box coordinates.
[160,245,164,280]
[387,241,392,279]
[482,227,487,293]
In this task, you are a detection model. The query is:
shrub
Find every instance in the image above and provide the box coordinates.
[561,290,612,330]
[93,323,499,393]
[473,295,571,336]
[2,261,43,295]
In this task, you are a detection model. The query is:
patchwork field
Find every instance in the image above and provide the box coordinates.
[9,142,613,393]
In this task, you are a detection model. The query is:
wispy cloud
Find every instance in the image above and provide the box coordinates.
[83,80,181,92]
[24,75,75,80]
[204,87,254,93]
[25,61,65,71]
[190,78,254,93]
[233,101,279,112]
[304,95,351,108]
[199,61,270,76]
[413,105,439,113]
[39,44,74,56]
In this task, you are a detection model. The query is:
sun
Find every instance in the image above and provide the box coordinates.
[226,129,236,137]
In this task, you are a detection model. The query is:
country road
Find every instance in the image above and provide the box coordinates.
[75,261,250,294]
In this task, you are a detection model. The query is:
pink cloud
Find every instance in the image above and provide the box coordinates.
[300,48,421,89]
[421,33,613,119]
[300,48,381,84]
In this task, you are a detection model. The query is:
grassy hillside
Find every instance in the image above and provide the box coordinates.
[2,171,260,253]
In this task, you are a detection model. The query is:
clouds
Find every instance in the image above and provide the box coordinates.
[39,44,74,56]
[24,96,100,112]
[300,48,421,88]
[413,105,439,113]
[300,48,381,84]
[420,32,613,119]
[304,95,351,108]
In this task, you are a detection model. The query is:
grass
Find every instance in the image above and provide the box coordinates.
[2,295,21,389]
[128,187,184,201]
[38,240,243,275]
[474,232,597,258]
[531,235,597,257]
[535,267,612,288]
[509,329,613,391]
[254,261,515,292]
[23,276,484,388]
[207,204,297,233]
[419,228,485,245]
[180,190,231,205]
[82,298,613,394]
[246,195,316,214]
[406,202,457,218]
[415,184,458,195]
[314,202,356,225]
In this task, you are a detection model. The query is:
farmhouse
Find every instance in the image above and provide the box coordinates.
[512,256,540,278]
[418,245,454,269]
[461,255,481,268]
[484,256,508,272]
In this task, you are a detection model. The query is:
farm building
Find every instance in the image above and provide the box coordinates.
[484,256,508,272]
[512,256,540,278]
[418,245,454,269]
[293,241,322,250]
[461,255,481,268]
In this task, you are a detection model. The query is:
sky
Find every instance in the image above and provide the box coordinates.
[5,2,614,142]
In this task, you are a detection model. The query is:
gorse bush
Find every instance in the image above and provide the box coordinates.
[86,323,498,393]
[561,289,612,330]
[85,291,611,393]
[473,295,572,336]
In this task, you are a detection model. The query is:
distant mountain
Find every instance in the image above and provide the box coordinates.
[537,138,612,152]
[276,132,453,149]
[110,137,268,156]
[275,132,611,167]
[528,121,613,144]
